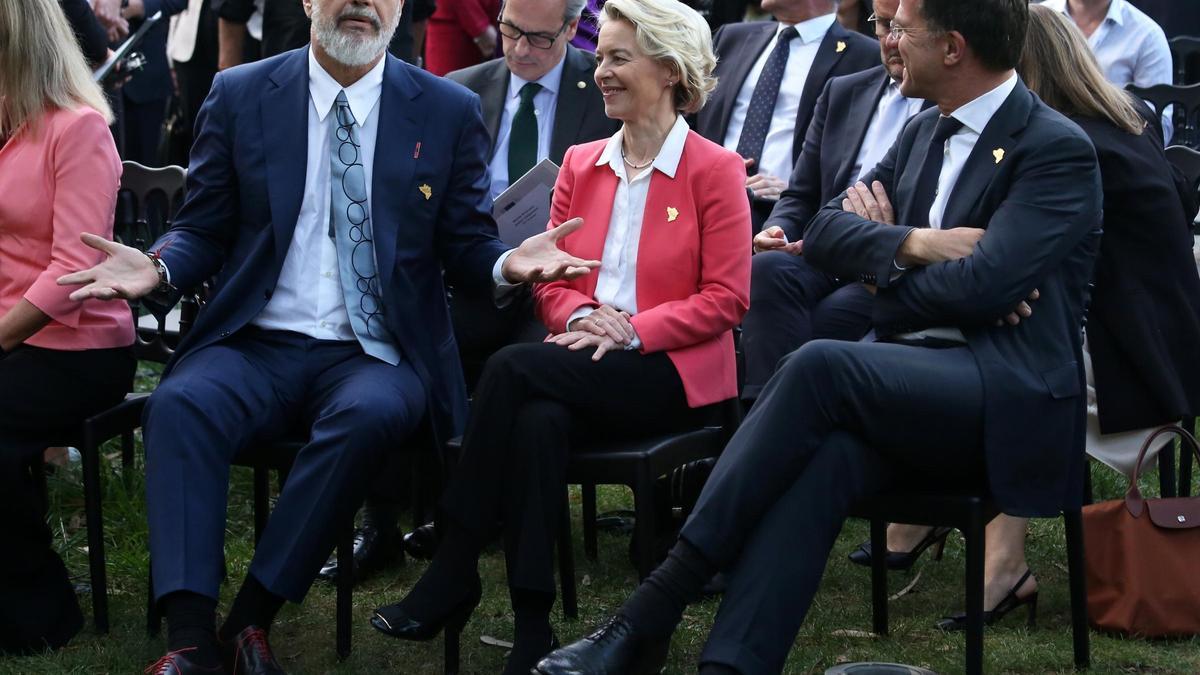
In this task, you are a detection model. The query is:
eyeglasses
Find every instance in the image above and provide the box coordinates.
[866,12,892,31]
[886,20,939,41]
[497,20,569,49]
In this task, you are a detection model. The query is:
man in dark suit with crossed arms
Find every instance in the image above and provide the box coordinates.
[537,1,1102,673]
[741,0,930,401]
[696,0,878,232]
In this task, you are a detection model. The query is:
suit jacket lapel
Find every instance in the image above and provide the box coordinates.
[549,46,593,163]
[711,24,775,144]
[372,56,425,293]
[263,49,310,264]
[940,83,1032,230]
[478,60,508,157]
[835,69,890,190]
[794,22,854,159]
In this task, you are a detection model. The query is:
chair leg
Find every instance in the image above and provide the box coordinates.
[81,427,109,634]
[582,482,598,561]
[558,485,578,620]
[632,469,657,581]
[1063,509,1090,670]
[869,518,888,636]
[1082,459,1093,506]
[964,513,985,675]
[253,466,269,545]
[336,524,353,660]
[1158,447,1177,498]
[121,429,137,490]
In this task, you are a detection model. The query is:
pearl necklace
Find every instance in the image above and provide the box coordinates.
[621,147,656,170]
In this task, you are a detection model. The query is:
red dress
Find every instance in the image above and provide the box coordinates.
[423,0,501,76]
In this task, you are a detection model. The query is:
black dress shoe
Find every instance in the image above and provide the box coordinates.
[318,522,404,583]
[403,521,439,560]
[144,648,226,675]
[534,616,669,675]
[847,526,952,571]
[224,626,286,674]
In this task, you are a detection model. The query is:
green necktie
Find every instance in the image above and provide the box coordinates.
[507,82,542,182]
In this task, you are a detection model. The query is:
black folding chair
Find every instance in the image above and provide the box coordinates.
[1127,82,1200,148]
[1170,35,1200,85]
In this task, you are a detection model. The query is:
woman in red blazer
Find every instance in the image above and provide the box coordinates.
[423,0,500,76]
[372,1,749,672]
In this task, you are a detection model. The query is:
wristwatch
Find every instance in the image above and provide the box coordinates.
[144,251,176,295]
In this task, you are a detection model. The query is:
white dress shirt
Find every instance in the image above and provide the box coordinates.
[253,49,386,340]
[1041,0,1173,143]
[487,56,566,201]
[897,73,1019,344]
[566,116,691,348]
[722,13,838,183]
[851,78,926,185]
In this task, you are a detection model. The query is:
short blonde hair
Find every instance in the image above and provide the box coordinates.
[0,0,113,138]
[600,0,717,115]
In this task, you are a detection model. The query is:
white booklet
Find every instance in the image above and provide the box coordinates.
[493,158,560,247]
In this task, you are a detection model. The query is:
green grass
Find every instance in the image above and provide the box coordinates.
[5,366,1200,673]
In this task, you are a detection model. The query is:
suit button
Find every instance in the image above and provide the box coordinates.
[219,330,230,338]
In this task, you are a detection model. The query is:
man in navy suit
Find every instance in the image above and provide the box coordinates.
[537,1,1102,672]
[61,0,593,672]
[740,0,928,401]
[695,0,879,231]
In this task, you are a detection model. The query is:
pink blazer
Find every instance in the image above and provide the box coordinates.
[0,106,133,350]
[533,131,751,408]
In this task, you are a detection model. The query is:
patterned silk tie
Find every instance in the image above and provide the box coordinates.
[508,82,543,182]
[329,90,400,365]
[910,115,964,229]
[735,26,799,171]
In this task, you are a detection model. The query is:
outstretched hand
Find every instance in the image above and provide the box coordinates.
[57,233,160,301]
[501,217,600,284]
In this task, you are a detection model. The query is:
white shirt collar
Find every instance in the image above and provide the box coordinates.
[1044,0,1127,26]
[596,115,690,179]
[779,12,839,44]
[308,47,387,125]
[949,72,1019,135]
[508,52,567,100]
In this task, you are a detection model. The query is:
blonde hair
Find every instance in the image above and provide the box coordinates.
[0,0,114,138]
[1019,4,1144,136]
[600,0,717,115]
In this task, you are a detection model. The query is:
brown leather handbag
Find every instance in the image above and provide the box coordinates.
[1082,426,1200,637]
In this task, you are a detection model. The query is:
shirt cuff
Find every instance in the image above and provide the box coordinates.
[625,332,642,351]
[492,249,518,287]
[566,306,592,331]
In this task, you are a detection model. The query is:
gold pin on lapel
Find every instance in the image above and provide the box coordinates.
[419,184,432,200]
[836,41,846,53]
[577,81,587,89]
[667,207,679,222]
[992,148,1005,164]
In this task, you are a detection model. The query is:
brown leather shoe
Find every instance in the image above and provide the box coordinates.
[144,648,225,675]
[224,626,286,675]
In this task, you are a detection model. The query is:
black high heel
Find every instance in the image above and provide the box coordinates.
[936,568,1038,632]
[847,526,952,570]
[370,582,482,674]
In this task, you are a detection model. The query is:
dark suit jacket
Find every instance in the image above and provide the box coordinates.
[445,45,619,166]
[121,0,189,104]
[1075,105,1200,432]
[806,80,1103,516]
[60,0,108,66]
[151,48,508,445]
[765,65,931,241]
[696,19,878,169]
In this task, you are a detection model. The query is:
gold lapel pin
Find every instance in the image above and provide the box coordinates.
[836,41,847,53]
[577,81,587,89]
[992,148,1005,164]
[667,207,679,223]
[419,184,432,200]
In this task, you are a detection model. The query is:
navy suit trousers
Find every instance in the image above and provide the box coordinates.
[144,328,425,603]
[683,340,988,675]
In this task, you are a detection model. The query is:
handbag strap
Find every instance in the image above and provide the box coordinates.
[1125,425,1200,517]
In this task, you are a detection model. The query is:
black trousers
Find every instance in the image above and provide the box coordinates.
[681,340,987,675]
[448,287,547,393]
[173,0,219,165]
[741,252,875,400]
[0,345,134,654]
[441,343,709,595]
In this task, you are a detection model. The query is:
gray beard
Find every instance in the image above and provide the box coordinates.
[311,3,399,67]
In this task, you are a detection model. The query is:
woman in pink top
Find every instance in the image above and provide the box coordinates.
[0,0,135,656]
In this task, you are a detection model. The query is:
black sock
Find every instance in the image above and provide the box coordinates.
[162,591,221,668]
[619,538,715,638]
[218,574,285,641]
[362,501,399,535]
[387,522,481,620]
[502,588,555,675]
[699,664,740,675]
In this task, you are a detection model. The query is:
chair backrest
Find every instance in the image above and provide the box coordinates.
[1165,144,1200,232]
[1170,36,1200,85]
[1127,82,1200,148]
[115,161,187,363]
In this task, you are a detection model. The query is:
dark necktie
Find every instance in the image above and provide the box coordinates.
[735,26,799,171]
[508,82,543,182]
[909,115,964,228]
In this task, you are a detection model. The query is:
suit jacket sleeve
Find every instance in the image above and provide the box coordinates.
[873,132,1102,328]
[628,151,751,353]
[142,0,189,18]
[60,0,109,66]
[533,145,601,332]
[436,93,510,292]
[150,72,239,291]
[764,78,833,241]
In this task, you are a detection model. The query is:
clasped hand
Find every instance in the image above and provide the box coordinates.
[554,305,635,361]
